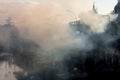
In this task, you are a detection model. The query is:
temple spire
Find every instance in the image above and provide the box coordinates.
[92,2,98,13]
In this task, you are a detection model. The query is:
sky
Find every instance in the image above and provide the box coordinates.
[95,0,118,14]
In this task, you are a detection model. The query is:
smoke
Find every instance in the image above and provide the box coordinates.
[79,10,118,33]
[0,0,118,80]
[0,1,95,56]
